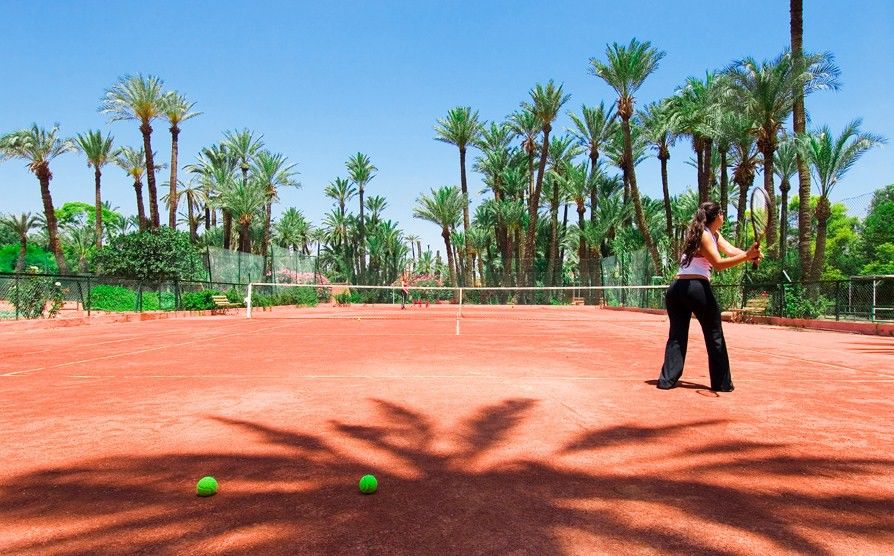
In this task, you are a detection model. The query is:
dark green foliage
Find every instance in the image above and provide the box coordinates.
[87,285,176,312]
[182,290,224,311]
[0,244,58,273]
[782,284,833,319]
[275,286,318,306]
[94,228,203,280]
[87,285,137,312]
[861,200,894,264]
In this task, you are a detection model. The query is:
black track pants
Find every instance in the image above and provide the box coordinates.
[658,278,733,391]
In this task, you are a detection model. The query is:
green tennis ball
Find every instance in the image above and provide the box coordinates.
[358,474,377,494]
[196,476,218,497]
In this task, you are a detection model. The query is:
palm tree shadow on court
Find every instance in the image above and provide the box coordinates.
[0,399,891,554]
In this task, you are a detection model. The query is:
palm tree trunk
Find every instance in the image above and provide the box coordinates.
[623,117,662,274]
[695,138,706,202]
[735,176,751,247]
[222,210,232,249]
[808,196,831,282]
[140,122,159,229]
[761,144,779,257]
[133,179,147,231]
[358,186,366,283]
[187,191,197,241]
[459,146,472,287]
[240,222,252,254]
[524,125,552,287]
[791,0,812,281]
[577,204,588,287]
[168,125,180,228]
[779,178,791,265]
[263,200,273,274]
[703,140,714,198]
[659,151,672,239]
[16,237,27,273]
[442,228,456,288]
[558,202,569,286]
[719,150,729,215]
[94,166,103,249]
[546,176,560,287]
[36,166,68,273]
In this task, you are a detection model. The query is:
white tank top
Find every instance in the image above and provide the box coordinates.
[676,233,717,280]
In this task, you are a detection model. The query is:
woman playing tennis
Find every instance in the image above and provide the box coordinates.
[657,201,762,392]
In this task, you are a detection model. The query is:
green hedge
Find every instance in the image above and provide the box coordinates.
[87,285,175,312]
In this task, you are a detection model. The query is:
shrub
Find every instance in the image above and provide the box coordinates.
[783,285,833,319]
[88,285,137,312]
[182,290,222,311]
[275,286,317,307]
[93,227,203,280]
[7,275,65,318]
[335,291,352,305]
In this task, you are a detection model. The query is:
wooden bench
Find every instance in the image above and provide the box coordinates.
[571,296,585,306]
[727,293,771,323]
[211,295,242,314]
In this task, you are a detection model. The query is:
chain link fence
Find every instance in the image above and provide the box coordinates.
[0,272,245,320]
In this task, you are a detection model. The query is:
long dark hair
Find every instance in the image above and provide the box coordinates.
[680,202,722,267]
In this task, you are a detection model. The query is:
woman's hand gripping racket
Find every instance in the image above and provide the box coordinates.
[749,186,770,269]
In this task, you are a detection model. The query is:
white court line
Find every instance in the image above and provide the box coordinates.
[2,319,253,358]
[24,374,894,383]
[0,321,299,377]
[591,316,894,379]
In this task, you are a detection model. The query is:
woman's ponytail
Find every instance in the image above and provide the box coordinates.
[680,202,722,268]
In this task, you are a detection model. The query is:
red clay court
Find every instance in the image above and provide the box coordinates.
[1,305,892,555]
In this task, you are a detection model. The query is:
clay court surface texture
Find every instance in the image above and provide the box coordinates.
[1,304,892,555]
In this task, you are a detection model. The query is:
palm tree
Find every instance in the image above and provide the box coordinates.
[790,0,812,281]
[253,150,299,269]
[223,129,265,249]
[1,213,40,272]
[568,102,616,229]
[435,106,483,286]
[217,177,266,253]
[727,114,761,247]
[176,179,205,241]
[115,147,150,230]
[405,234,420,264]
[74,130,115,248]
[413,186,464,287]
[274,208,311,252]
[589,38,665,274]
[546,135,583,286]
[324,177,357,217]
[346,152,377,282]
[62,223,95,273]
[726,50,839,259]
[365,195,388,227]
[160,91,200,228]
[801,121,884,281]
[640,101,676,239]
[522,81,570,287]
[773,138,798,262]
[186,144,234,234]
[101,74,166,228]
[508,108,540,199]
[0,125,75,272]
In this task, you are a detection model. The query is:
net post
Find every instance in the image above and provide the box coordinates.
[246,283,253,319]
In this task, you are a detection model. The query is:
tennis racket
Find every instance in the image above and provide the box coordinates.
[749,186,770,269]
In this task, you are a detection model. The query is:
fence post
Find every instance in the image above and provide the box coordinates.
[14,273,20,320]
[174,278,181,311]
[137,281,143,312]
[872,279,878,322]
[87,276,92,317]
[835,281,840,321]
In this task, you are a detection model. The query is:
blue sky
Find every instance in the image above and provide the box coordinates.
[1,0,891,252]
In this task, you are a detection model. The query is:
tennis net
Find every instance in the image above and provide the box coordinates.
[244,283,668,320]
